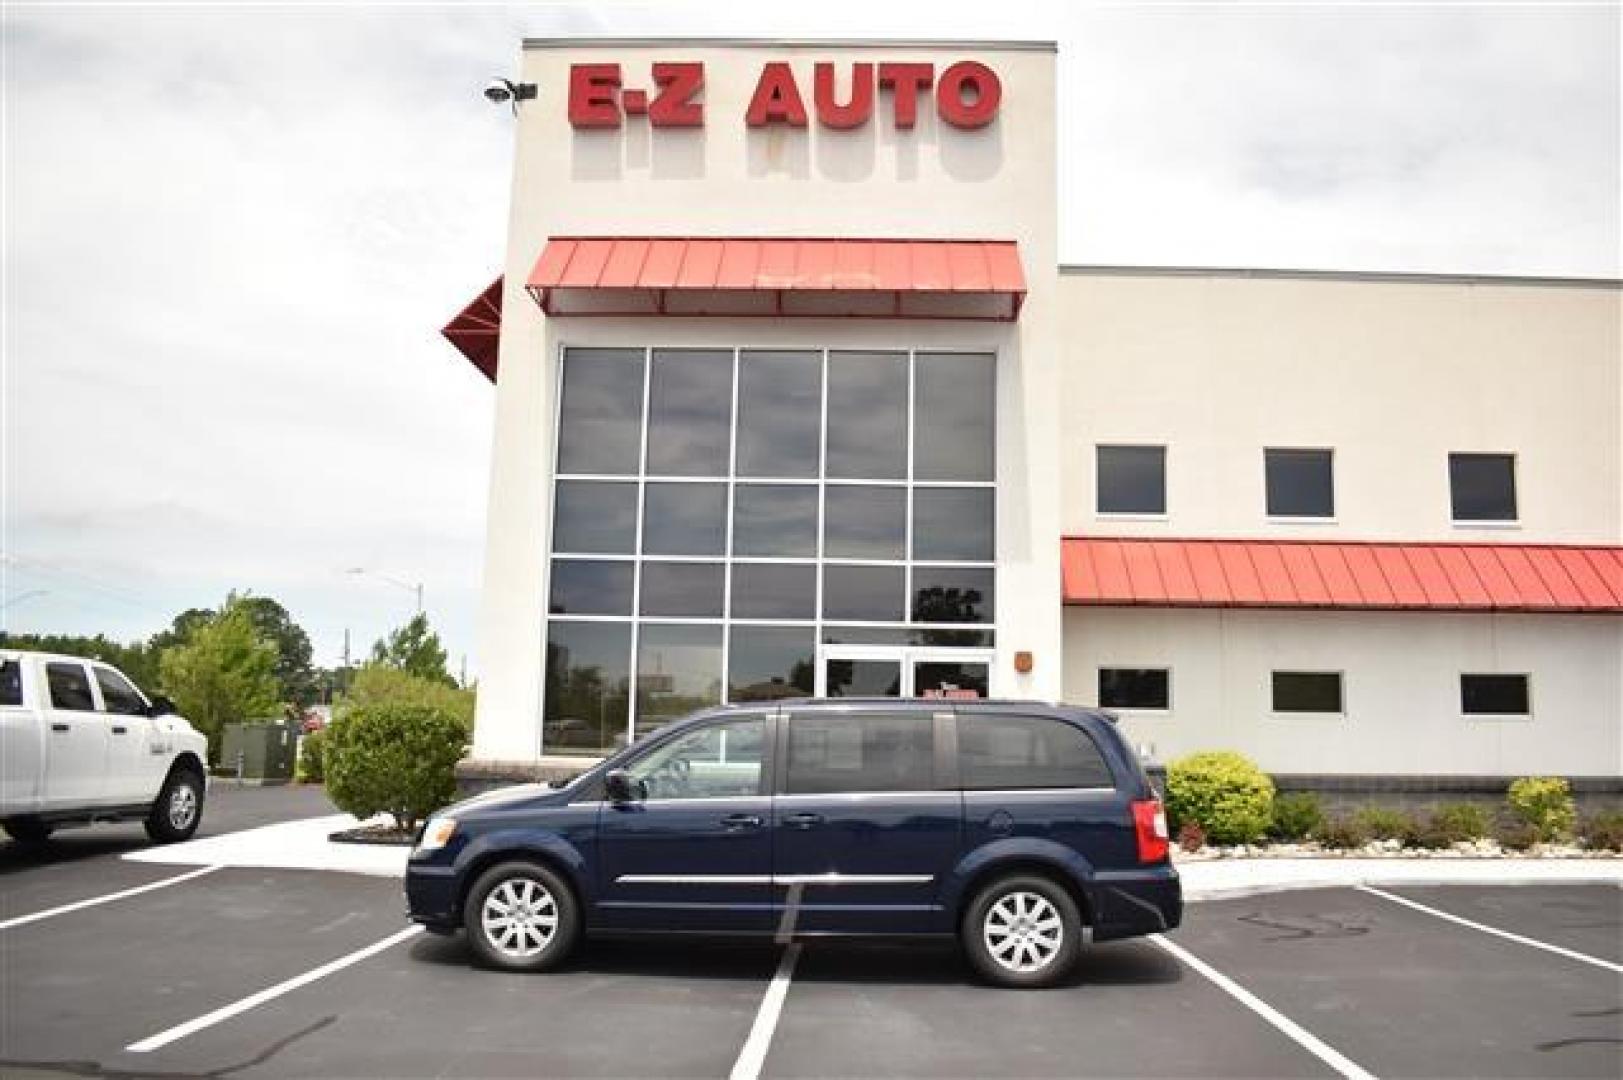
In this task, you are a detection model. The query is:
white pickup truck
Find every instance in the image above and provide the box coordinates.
[0,650,208,845]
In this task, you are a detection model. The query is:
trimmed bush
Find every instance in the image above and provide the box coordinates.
[1579,811,1623,853]
[1352,807,1419,844]
[1269,792,1326,842]
[296,729,326,783]
[1496,820,1540,852]
[1177,822,1207,853]
[1165,751,1275,845]
[1317,819,1370,850]
[1427,802,1490,844]
[324,699,468,832]
[1507,777,1576,841]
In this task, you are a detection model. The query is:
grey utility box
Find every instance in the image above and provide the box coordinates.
[219,720,299,782]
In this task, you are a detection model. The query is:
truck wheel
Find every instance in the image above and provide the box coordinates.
[464,860,580,973]
[4,819,54,846]
[961,874,1084,989]
[145,768,204,844]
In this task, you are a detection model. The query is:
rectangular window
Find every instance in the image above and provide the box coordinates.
[549,560,634,616]
[825,351,908,479]
[1449,453,1518,522]
[730,564,816,620]
[1271,671,1344,714]
[959,714,1114,790]
[736,351,821,478]
[823,485,906,560]
[639,562,725,618]
[785,711,935,794]
[635,624,723,730]
[95,667,148,716]
[914,352,995,481]
[544,621,631,755]
[556,348,646,476]
[46,662,95,712]
[732,485,818,557]
[727,627,814,703]
[641,483,727,556]
[0,660,22,707]
[553,481,637,554]
[1461,673,1530,716]
[1265,449,1335,518]
[1097,445,1166,514]
[912,487,994,561]
[645,349,733,476]
[1098,668,1170,710]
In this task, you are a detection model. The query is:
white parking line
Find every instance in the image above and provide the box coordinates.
[1151,935,1376,1080]
[1358,885,1623,974]
[126,925,424,1054]
[729,944,802,1080]
[0,864,223,931]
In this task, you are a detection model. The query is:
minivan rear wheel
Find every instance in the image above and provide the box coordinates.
[961,874,1083,988]
[464,861,580,973]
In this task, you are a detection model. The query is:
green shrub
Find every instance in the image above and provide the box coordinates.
[1411,824,1454,850]
[1317,819,1370,850]
[1578,811,1623,852]
[1427,802,1490,844]
[1507,777,1576,841]
[1165,751,1275,845]
[342,665,474,735]
[1497,820,1540,852]
[324,699,468,832]
[296,729,326,784]
[1352,806,1419,844]
[1269,792,1326,841]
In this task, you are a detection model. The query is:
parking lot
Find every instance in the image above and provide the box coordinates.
[2,789,1619,1079]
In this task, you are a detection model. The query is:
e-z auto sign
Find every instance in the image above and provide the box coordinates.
[568,60,1002,130]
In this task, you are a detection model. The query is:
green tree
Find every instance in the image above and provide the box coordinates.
[0,632,161,692]
[236,596,318,707]
[148,608,216,654]
[158,599,281,763]
[343,664,474,734]
[369,613,455,687]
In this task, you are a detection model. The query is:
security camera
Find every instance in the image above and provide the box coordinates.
[484,79,515,105]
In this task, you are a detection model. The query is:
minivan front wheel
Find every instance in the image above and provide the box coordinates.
[464,861,580,973]
[962,875,1083,988]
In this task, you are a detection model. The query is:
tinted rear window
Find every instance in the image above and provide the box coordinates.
[47,662,95,711]
[785,711,935,794]
[0,661,21,707]
[959,714,1114,790]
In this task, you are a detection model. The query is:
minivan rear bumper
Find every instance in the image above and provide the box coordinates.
[1089,865,1182,942]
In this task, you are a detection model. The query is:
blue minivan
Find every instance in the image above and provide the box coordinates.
[406,699,1180,987]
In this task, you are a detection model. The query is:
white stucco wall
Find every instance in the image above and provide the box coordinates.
[1063,607,1622,777]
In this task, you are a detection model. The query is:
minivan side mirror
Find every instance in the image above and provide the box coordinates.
[147,695,177,718]
[604,768,646,805]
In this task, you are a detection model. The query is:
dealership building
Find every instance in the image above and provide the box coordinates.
[443,39,1622,796]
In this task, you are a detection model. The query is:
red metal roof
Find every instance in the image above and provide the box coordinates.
[1062,538,1623,614]
[442,278,502,383]
[526,237,1026,320]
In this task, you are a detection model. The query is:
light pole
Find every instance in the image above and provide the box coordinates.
[346,568,424,613]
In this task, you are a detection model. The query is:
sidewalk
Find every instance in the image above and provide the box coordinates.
[124,814,408,877]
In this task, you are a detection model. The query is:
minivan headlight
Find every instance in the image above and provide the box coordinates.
[416,817,458,853]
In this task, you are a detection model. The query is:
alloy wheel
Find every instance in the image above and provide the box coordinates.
[480,877,559,960]
[982,890,1064,973]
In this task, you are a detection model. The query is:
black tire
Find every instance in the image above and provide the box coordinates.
[144,768,204,844]
[960,874,1084,988]
[463,860,580,973]
[4,819,54,846]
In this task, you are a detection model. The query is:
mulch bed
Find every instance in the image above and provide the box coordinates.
[328,823,416,846]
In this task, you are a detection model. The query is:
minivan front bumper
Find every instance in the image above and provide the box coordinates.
[404,861,461,929]
[1089,865,1182,942]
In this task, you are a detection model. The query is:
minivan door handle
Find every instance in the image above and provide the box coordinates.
[721,813,764,831]
[782,811,824,829]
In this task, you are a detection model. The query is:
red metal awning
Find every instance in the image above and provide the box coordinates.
[1062,537,1623,614]
[442,277,502,383]
[526,237,1026,320]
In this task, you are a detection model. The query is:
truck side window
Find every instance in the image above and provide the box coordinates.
[95,667,148,716]
[0,660,21,707]
[46,662,96,712]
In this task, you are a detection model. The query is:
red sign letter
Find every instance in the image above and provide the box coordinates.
[938,61,1001,129]
[813,62,873,130]
[568,63,621,128]
[878,63,934,129]
[746,62,808,127]
[650,62,704,127]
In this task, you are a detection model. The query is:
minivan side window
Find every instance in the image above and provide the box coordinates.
[46,662,96,712]
[0,660,21,707]
[959,714,1114,790]
[785,711,934,794]
[628,716,766,800]
[95,667,148,716]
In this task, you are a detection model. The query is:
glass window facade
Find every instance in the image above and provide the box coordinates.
[543,347,997,755]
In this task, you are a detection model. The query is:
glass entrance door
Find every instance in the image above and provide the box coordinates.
[817,646,993,699]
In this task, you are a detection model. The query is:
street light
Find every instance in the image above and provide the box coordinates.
[346,568,423,613]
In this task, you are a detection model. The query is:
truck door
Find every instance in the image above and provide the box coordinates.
[41,660,112,807]
[94,665,162,801]
[0,658,43,809]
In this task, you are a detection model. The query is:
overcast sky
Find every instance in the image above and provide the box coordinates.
[2,1,1618,677]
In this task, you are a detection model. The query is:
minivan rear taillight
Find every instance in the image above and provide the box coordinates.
[1131,800,1170,864]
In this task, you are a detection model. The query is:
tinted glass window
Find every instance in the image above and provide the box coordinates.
[1272,671,1343,713]
[912,488,994,561]
[553,481,637,554]
[1450,453,1518,521]
[95,667,148,716]
[915,661,989,700]
[1099,668,1170,710]
[642,483,727,556]
[911,567,993,624]
[0,660,22,707]
[825,352,907,479]
[46,662,95,712]
[545,621,632,755]
[1097,445,1166,514]
[737,351,821,478]
[732,485,818,557]
[635,624,723,729]
[826,659,902,696]
[822,626,996,648]
[730,563,816,619]
[639,562,725,617]
[823,485,906,559]
[1461,673,1530,715]
[549,560,634,616]
[630,715,765,800]
[646,349,732,476]
[959,714,1113,789]
[785,711,934,793]
[1266,449,1335,518]
[822,565,905,621]
[727,627,814,703]
[557,349,645,475]
[914,353,995,481]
